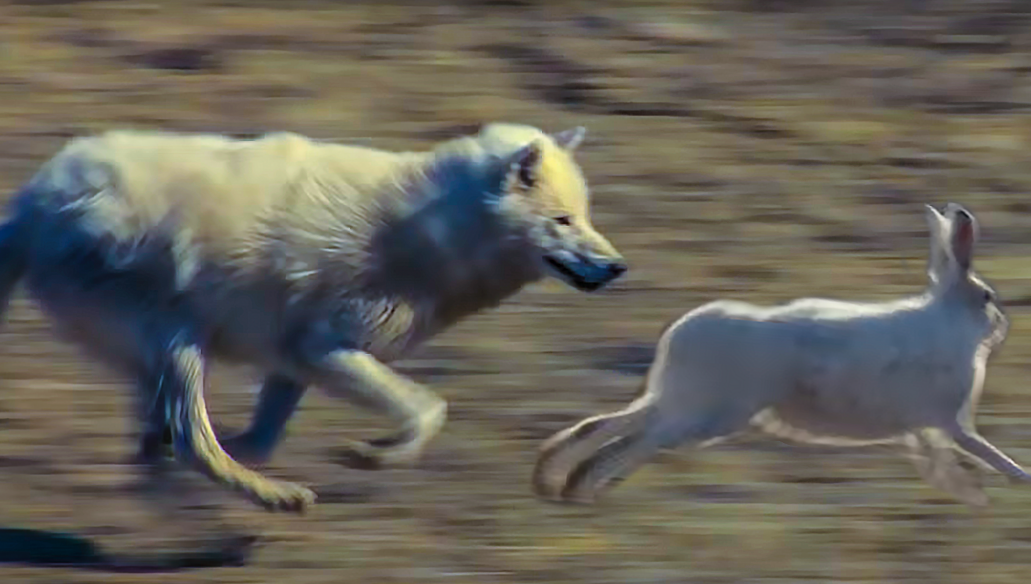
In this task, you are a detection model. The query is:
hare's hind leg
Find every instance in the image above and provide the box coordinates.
[537,349,770,504]
[556,403,756,504]
[533,391,652,501]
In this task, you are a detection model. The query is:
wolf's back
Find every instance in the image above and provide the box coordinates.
[16,131,332,250]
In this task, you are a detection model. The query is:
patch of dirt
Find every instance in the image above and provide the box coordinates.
[2,1,1031,583]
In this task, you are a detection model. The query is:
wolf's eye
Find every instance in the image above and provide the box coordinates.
[983,289,995,303]
[554,215,572,226]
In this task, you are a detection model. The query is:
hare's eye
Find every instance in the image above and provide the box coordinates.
[554,215,572,226]
[983,290,995,303]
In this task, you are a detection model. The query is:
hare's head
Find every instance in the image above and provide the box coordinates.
[925,203,1008,347]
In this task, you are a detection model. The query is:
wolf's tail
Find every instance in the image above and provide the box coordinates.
[0,213,30,319]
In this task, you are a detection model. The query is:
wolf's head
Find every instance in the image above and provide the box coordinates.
[479,123,626,292]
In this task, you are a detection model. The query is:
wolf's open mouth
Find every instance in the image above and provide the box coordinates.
[544,256,603,292]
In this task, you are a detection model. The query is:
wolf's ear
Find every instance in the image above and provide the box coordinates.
[552,126,586,151]
[507,140,544,189]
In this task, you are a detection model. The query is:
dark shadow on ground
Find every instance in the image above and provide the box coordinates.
[0,527,257,572]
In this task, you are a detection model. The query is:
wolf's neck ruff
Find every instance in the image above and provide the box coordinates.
[359,145,543,340]
[241,136,543,355]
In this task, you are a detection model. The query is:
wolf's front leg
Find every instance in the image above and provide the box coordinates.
[299,349,447,469]
[220,374,308,465]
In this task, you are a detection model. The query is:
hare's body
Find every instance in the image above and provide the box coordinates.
[0,123,626,513]
[679,294,988,444]
[535,204,1018,506]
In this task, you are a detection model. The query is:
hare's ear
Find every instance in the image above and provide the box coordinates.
[925,204,950,278]
[924,204,947,231]
[946,203,978,272]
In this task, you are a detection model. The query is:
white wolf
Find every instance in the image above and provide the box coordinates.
[535,203,1020,507]
[0,123,626,512]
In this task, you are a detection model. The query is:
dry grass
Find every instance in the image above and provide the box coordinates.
[0,0,1031,581]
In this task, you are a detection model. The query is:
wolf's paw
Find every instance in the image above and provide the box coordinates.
[335,436,424,470]
[248,479,316,514]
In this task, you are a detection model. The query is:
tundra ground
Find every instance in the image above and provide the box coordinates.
[1,1,1031,582]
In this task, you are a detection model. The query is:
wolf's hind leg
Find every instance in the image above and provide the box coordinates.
[154,340,314,512]
[138,373,307,467]
[135,378,176,466]
[298,349,446,469]
[220,374,307,465]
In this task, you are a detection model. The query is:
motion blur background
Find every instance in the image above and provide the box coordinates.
[1,0,1031,581]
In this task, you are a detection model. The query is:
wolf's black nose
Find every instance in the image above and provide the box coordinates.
[608,262,628,278]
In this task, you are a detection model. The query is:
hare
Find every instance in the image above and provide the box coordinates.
[535,203,1020,507]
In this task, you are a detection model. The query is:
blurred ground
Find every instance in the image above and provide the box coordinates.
[1,0,1031,582]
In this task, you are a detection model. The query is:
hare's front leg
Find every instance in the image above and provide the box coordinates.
[944,421,1031,482]
[904,429,988,507]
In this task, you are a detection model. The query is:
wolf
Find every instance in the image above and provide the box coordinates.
[535,203,1019,507]
[0,123,626,513]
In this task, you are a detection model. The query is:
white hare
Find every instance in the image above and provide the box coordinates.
[535,203,1022,506]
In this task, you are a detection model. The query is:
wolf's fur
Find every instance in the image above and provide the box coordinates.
[0,123,625,512]
[535,203,1018,507]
